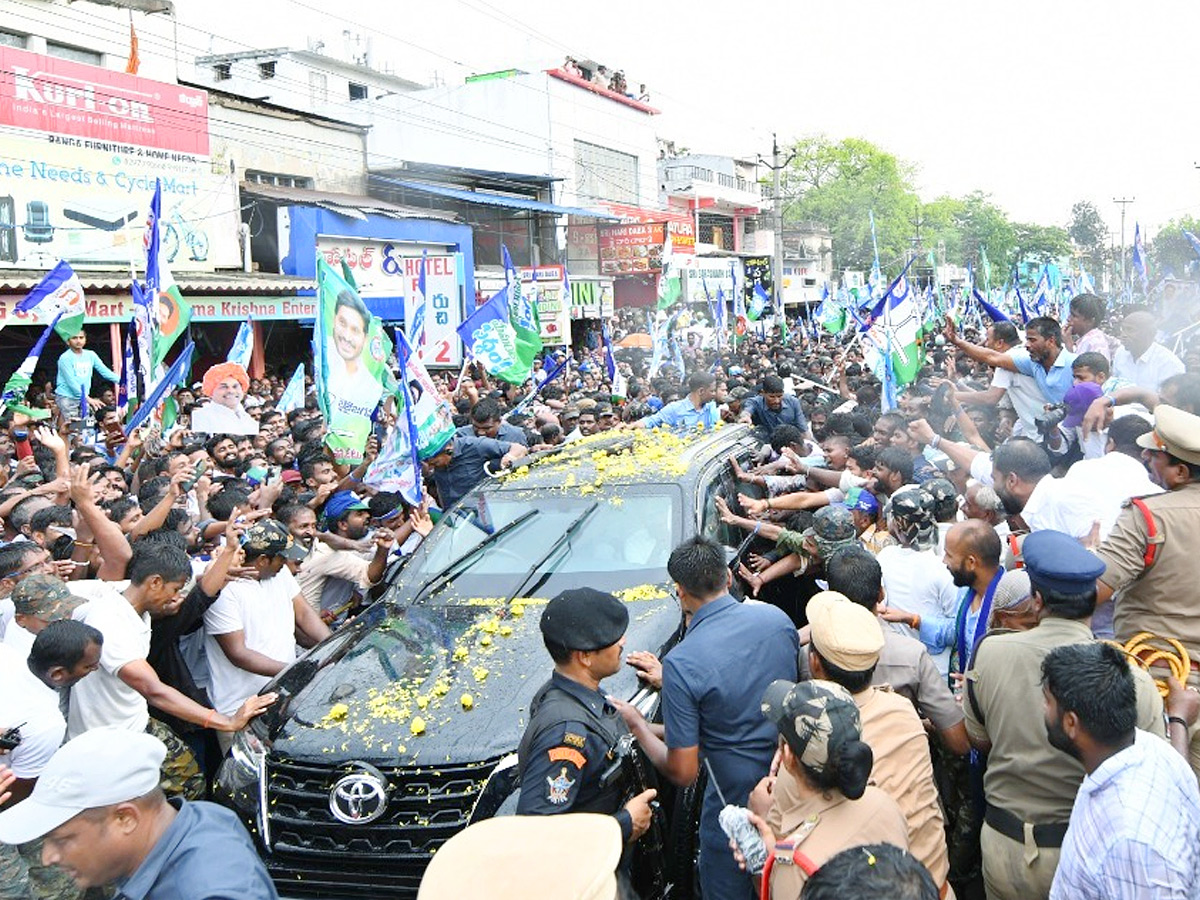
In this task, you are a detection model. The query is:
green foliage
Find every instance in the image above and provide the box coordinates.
[780,136,918,273]
[780,135,1077,285]
[1148,216,1200,277]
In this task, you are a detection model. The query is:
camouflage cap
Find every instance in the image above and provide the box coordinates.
[240,519,308,561]
[761,679,862,773]
[12,575,82,620]
[803,505,859,557]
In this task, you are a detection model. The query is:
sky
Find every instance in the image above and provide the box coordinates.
[176,0,1200,242]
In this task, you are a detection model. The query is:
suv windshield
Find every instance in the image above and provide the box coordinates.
[406,488,682,602]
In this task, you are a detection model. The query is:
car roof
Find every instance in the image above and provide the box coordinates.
[491,424,758,493]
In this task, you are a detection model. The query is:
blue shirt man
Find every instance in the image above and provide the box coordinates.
[640,370,719,430]
[428,433,525,509]
[55,331,118,419]
[949,315,1075,406]
[610,537,799,900]
[740,374,808,433]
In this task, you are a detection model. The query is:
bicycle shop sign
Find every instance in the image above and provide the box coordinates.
[0,45,240,271]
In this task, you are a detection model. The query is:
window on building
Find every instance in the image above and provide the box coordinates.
[46,42,101,66]
[258,61,276,80]
[574,140,639,206]
[348,82,368,101]
[309,71,328,105]
[213,62,232,81]
[0,31,25,48]
[245,171,314,189]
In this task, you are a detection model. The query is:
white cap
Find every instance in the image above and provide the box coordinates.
[0,728,165,844]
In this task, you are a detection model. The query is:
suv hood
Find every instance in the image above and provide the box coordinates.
[257,586,682,766]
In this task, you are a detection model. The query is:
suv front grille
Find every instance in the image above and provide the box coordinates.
[264,754,500,898]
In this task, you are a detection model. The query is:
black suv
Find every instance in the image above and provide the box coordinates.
[216,425,760,899]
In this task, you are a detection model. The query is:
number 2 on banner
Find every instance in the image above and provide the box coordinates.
[433,340,451,364]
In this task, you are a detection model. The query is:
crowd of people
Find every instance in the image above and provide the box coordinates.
[1,290,1200,900]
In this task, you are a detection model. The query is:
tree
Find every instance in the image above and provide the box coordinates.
[1068,201,1108,273]
[1148,216,1200,279]
[780,136,918,275]
[1012,223,1071,268]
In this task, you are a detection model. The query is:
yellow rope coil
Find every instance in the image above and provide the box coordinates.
[1106,633,1192,698]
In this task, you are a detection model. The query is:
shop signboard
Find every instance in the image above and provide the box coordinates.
[569,279,614,320]
[743,255,775,306]
[0,46,240,270]
[525,265,571,345]
[317,236,464,368]
[680,257,737,306]
[596,218,697,278]
[0,292,316,324]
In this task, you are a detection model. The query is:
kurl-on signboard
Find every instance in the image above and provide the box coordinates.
[0,46,240,269]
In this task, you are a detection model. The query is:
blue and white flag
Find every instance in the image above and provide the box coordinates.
[1132,223,1149,294]
[0,314,62,410]
[15,260,86,338]
[455,285,529,385]
[125,339,194,435]
[1031,268,1052,317]
[1078,266,1096,295]
[973,288,1011,324]
[117,325,135,417]
[559,265,571,306]
[748,281,770,320]
[227,318,254,370]
[277,364,305,415]
[1183,230,1200,260]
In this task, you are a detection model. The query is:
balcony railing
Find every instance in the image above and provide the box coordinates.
[665,166,759,195]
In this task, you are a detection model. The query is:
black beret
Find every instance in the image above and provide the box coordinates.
[540,588,629,652]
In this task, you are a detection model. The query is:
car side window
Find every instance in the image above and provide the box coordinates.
[698,449,760,548]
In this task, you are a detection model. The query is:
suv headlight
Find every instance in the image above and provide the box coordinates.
[229,728,267,781]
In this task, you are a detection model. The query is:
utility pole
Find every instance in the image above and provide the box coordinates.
[761,134,796,315]
[1113,197,1135,294]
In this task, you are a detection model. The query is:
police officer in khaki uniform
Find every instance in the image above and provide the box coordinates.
[965,530,1165,900]
[740,679,910,899]
[785,591,953,895]
[1095,404,1200,776]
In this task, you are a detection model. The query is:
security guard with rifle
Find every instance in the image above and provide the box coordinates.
[517,587,659,846]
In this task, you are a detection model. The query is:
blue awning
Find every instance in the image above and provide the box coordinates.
[371,176,618,220]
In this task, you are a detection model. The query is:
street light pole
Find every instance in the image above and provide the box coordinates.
[1113,197,1135,295]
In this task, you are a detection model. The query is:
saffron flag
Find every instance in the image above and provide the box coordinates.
[125,21,140,74]
[15,260,86,339]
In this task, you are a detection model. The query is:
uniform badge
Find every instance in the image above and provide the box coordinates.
[562,732,586,749]
[546,767,575,805]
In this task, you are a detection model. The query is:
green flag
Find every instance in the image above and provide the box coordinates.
[151,260,192,369]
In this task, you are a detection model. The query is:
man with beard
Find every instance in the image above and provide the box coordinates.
[296,492,393,620]
[963,531,1164,900]
[991,439,1095,540]
[1043,642,1200,899]
[945,316,1076,409]
[1094,405,1200,777]
[204,434,241,478]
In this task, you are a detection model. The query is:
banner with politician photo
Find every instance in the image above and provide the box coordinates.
[314,256,393,466]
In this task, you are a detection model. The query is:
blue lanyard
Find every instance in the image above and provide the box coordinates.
[956,566,1004,674]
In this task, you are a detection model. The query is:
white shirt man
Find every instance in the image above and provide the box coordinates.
[204,566,304,717]
[0,643,64,781]
[1112,342,1185,394]
[67,580,148,737]
[876,545,959,675]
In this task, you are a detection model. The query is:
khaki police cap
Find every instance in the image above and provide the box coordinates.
[417,813,621,900]
[807,590,884,672]
[1137,404,1200,466]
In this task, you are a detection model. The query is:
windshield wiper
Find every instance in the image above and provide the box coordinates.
[501,502,599,606]
[408,508,541,605]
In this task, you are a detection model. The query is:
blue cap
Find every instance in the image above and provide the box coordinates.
[839,486,879,515]
[1022,530,1105,595]
[646,396,664,412]
[322,491,370,529]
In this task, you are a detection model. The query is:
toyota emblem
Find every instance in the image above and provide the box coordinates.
[329,771,389,825]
